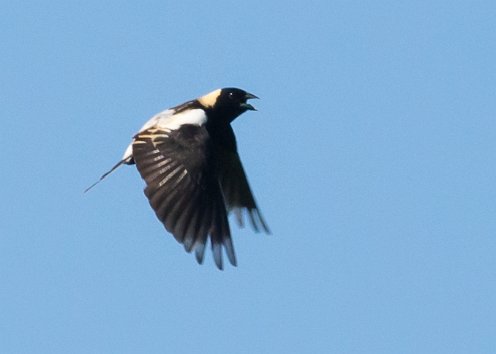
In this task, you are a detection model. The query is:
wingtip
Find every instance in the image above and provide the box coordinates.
[223,238,237,267]
[212,243,223,270]
[195,244,206,264]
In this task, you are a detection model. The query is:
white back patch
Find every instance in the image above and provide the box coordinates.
[122,108,208,160]
[138,109,175,133]
[155,108,208,130]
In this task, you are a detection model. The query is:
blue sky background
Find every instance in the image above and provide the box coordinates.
[1,1,495,353]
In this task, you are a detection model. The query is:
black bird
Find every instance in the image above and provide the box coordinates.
[86,88,270,269]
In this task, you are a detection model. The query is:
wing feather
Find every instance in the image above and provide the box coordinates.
[132,125,235,269]
[218,149,270,234]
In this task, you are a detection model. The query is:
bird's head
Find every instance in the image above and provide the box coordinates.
[198,87,258,123]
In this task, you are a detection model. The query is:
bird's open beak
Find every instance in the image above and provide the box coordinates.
[245,92,259,100]
[241,92,259,111]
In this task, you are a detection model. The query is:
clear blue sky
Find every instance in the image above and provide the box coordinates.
[1,1,495,353]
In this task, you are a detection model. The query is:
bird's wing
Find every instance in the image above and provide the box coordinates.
[132,125,235,269]
[217,142,270,234]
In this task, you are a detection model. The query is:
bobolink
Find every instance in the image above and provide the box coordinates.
[86,88,269,269]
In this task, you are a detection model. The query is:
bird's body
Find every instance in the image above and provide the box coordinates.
[87,88,269,269]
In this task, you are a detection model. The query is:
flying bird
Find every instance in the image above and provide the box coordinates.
[86,88,270,269]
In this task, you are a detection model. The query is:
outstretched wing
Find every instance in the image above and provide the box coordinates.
[216,127,270,234]
[132,125,236,269]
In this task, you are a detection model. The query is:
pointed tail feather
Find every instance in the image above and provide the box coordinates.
[84,159,127,193]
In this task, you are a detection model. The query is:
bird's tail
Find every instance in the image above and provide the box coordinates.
[84,159,128,193]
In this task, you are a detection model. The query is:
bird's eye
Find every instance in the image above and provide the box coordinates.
[228,92,234,100]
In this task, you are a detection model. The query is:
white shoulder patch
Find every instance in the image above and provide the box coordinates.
[155,108,208,130]
[122,108,207,160]
[138,109,176,133]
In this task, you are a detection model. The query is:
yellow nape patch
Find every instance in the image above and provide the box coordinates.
[197,89,221,108]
